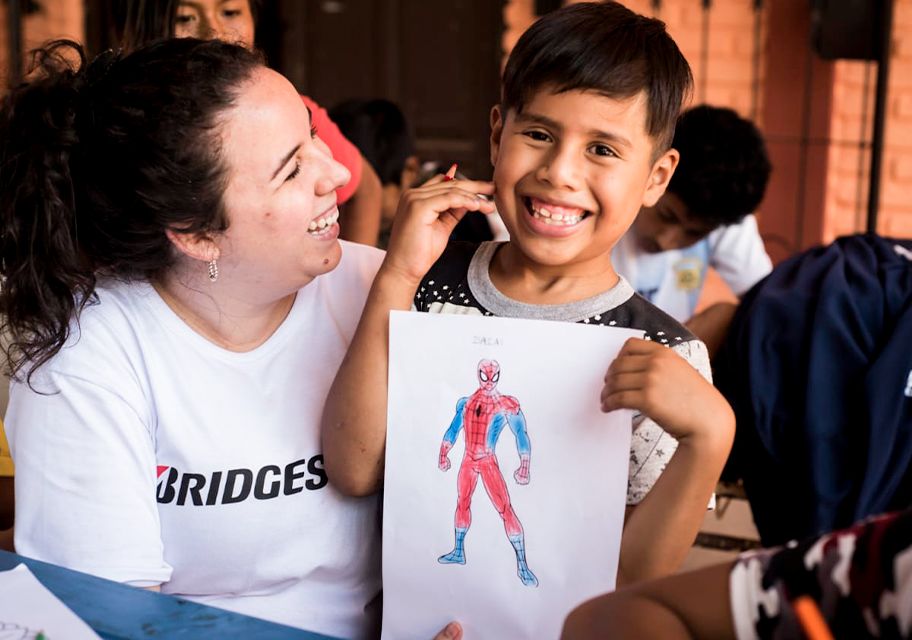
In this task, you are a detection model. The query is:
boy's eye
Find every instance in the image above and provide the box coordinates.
[285,161,301,182]
[175,14,196,24]
[589,143,618,158]
[311,125,319,139]
[523,130,552,143]
[223,9,242,18]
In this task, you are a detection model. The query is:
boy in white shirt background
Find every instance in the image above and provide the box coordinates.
[613,105,772,356]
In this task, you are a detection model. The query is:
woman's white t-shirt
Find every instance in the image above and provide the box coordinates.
[7,241,384,639]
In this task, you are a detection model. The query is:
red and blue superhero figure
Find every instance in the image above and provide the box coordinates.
[438,359,538,587]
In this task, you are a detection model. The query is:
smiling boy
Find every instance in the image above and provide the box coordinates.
[322,1,734,587]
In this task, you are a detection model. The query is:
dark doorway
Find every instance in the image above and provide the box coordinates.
[271,0,505,180]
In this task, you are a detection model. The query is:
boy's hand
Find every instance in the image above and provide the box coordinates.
[382,171,495,286]
[600,338,734,445]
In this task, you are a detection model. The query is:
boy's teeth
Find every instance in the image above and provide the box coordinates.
[530,203,583,225]
[528,198,584,225]
[308,209,339,233]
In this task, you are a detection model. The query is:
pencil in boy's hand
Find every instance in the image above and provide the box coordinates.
[443,163,458,181]
[793,595,834,640]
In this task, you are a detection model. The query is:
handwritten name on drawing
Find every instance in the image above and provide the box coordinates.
[473,336,503,346]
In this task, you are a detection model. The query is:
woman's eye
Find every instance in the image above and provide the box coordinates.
[175,14,195,24]
[590,144,617,158]
[223,9,242,18]
[523,130,551,143]
[311,125,319,139]
[285,161,301,182]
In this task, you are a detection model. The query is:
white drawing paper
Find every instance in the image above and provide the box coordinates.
[0,564,100,639]
[382,311,640,639]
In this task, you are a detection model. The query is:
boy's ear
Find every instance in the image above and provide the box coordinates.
[165,228,221,264]
[489,105,504,168]
[642,148,680,208]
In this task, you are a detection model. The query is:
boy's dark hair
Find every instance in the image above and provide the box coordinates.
[668,105,772,226]
[502,1,692,152]
[0,38,262,382]
[329,99,415,186]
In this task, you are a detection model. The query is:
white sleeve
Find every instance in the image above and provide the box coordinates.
[627,338,712,505]
[708,215,772,296]
[6,369,171,587]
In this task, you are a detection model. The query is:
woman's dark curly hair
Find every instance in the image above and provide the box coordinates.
[667,105,772,227]
[0,38,262,383]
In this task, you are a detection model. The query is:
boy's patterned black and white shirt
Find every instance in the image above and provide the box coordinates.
[413,241,713,505]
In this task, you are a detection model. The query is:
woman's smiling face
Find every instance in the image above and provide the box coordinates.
[213,67,350,298]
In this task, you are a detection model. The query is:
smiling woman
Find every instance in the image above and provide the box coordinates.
[0,38,383,638]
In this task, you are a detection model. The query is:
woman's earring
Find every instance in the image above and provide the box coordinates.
[207,259,219,283]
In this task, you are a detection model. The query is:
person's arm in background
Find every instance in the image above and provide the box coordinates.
[562,561,735,640]
[302,95,382,246]
[685,301,737,358]
[687,214,772,358]
[566,507,912,640]
[342,156,383,245]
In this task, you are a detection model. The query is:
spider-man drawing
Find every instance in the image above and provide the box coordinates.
[437,359,538,587]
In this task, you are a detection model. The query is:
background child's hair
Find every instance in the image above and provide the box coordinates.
[0,38,262,382]
[668,105,772,226]
[501,1,692,153]
[330,98,415,186]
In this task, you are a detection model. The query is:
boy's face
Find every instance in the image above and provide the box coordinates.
[631,192,719,253]
[489,88,678,272]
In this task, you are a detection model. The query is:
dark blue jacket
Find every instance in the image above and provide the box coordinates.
[716,234,912,546]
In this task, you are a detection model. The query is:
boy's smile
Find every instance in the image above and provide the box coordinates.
[488,88,678,298]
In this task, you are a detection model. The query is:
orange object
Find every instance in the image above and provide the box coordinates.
[793,596,834,640]
[443,163,458,181]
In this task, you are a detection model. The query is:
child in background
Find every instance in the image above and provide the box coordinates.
[329,99,420,248]
[322,1,734,587]
[613,105,772,355]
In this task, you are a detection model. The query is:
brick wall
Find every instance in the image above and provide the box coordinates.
[825,0,912,240]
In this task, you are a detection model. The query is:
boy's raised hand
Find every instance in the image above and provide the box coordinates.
[600,337,734,446]
[383,168,495,286]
